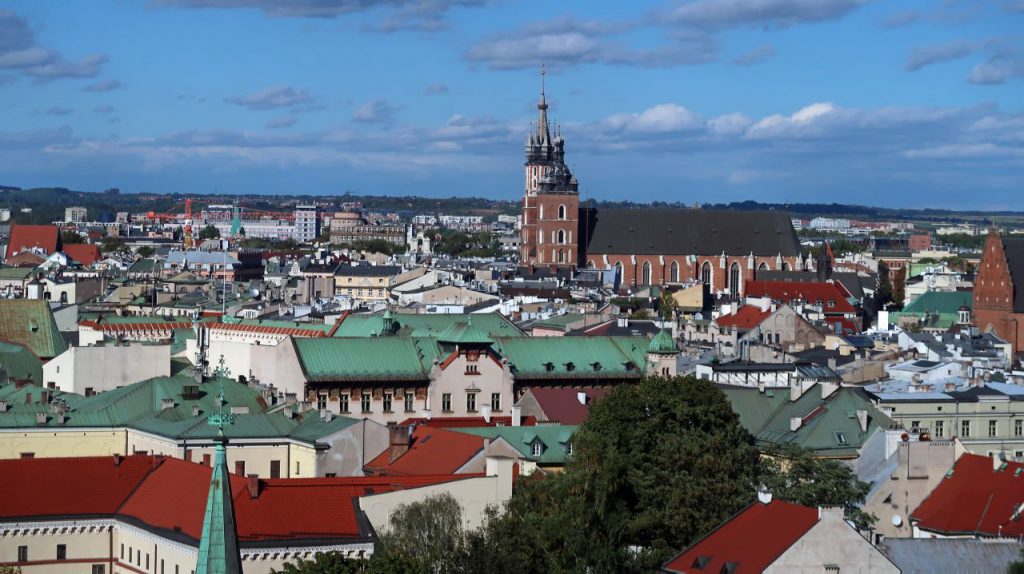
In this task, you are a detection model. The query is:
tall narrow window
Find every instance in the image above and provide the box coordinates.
[383,393,393,412]
[558,249,565,263]
[404,393,414,412]
[557,229,566,244]
[670,261,680,283]
[729,262,741,294]
[339,393,350,413]
[558,204,566,220]
[642,262,652,285]
[442,393,452,412]
[361,393,371,413]
[466,393,477,412]
[701,261,712,286]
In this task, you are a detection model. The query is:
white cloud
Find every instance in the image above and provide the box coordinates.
[904,143,1024,159]
[746,102,838,138]
[708,113,753,136]
[226,85,316,110]
[604,104,704,133]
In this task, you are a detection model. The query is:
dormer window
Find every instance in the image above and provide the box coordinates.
[544,362,555,372]
[592,362,602,371]
[531,441,544,457]
[624,361,636,371]
[565,362,575,372]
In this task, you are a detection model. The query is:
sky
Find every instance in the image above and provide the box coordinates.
[0,1,1022,209]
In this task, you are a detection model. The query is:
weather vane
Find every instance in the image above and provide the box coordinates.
[207,355,234,430]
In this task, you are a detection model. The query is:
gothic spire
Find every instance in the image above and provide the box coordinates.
[536,65,551,147]
[195,376,242,574]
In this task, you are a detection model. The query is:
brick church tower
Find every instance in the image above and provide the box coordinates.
[520,69,579,267]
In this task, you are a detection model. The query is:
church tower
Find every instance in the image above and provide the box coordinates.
[521,68,580,268]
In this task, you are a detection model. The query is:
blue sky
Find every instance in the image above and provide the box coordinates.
[0,1,1021,208]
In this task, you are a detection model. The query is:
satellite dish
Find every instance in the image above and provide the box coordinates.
[694,312,703,321]
[891,515,903,527]
[251,288,260,298]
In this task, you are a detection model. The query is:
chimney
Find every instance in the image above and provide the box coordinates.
[856,409,868,433]
[790,416,802,432]
[481,406,491,424]
[485,456,515,502]
[191,405,200,417]
[757,490,773,504]
[283,405,294,419]
[57,413,66,425]
[247,474,260,499]
[161,398,175,410]
[35,412,47,425]
[0,400,7,412]
[827,357,837,370]
[993,453,1005,471]
[113,454,123,466]
[511,405,522,427]
[577,392,588,406]
[285,393,297,406]
[388,425,412,463]
[820,381,839,400]
[789,383,807,402]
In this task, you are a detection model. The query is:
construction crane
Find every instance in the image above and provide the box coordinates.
[146,198,194,249]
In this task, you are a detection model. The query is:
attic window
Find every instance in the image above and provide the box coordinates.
[592,362,602,371]
[531,441,544,457]
[692,556,711,569]
[565,362,575,372]
[624,361,636,371]
[181,385,201,400]
[834,431,848,445]
[720,563,739,574]
[544,362,555,372]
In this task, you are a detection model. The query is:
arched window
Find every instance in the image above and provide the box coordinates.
[758,262,768,271]
[781,262,790,271]
[558,249,565,263]
[670,261,680,283]
[558,205,566,220]
[586,260,596,269]
[642,262,652,285]
[539,204,544,219]
[730,262,742,295]
[557,229,566,244]
[614,261,623,281]
[701,261,712,286]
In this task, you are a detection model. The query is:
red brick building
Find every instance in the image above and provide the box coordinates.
[973,228,1024,358]
[518,79,803,294]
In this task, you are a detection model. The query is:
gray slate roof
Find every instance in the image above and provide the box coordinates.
[882,538,1023,574]
[583,209,801,256]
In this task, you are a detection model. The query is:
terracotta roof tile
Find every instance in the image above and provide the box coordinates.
[745,280,857,314]
[63,244,101,267]
[715,305,772,330]
[5,225,60,259]
[365,426,484,475]
[522,387,608,425]
[911,453,1024,537]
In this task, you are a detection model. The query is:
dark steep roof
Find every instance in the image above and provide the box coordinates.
[1002,237,1024,313]
[583,209,800,256]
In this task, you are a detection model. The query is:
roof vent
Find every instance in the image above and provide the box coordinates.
[161,398,175,410]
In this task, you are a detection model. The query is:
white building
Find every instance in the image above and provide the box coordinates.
[43,343,171,395]
[294,204,319,242]
[64,206,88,223]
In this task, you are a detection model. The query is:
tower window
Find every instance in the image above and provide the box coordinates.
[558,204,566,220]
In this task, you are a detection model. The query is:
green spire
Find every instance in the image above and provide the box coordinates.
[648,328,678,356]
[196,376,242,574]
[229,203,241,238]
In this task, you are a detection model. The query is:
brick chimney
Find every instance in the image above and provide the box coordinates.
[247,474,260,499]
[388,425,413,463]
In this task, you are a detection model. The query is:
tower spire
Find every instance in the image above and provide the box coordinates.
[536,65,550,146]
[195,369,242,574]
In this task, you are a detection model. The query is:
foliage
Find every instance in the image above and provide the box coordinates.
[937,233,986,250]
[757,444,875,529]
[272,552,369,574]
[199,224,220,240]
[875,261,893,310]
[136,245,155,258]
[238,237,301,251]
[100,236,127,254]
[0,567,21,574]
[1009,548,1024,574]
[430,230,501,258]
[376,493,466,573]
[340,239,404,256]
[61,230,85,244]
[892,266,906,310]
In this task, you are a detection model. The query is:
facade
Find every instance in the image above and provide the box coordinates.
[64,206,88,223]
[43,343,171,394]
[334,265,402,301]
[293,204,319,243]
[973,228,1024,357]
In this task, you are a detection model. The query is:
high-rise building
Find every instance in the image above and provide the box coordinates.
[294,204,320,243]
[65,206,88,223]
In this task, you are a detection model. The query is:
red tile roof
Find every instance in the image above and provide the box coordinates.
[208,322,327,337]
[522,387,609,425]
[745,280,857,314]
[0,455,157,520]
[365,426,484,476]
[911,453,1024,537]
[662,500,819,574]
[397,416,538,428]
[63,243,101,266]
[714,305,772,330]
[79,320,192,333]
[823,316,862,336]
[0,454,473,544]
[5,225,60,259]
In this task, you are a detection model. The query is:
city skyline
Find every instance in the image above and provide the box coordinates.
[0,1,1021,208]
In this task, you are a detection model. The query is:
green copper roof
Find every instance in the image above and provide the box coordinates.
[648,329,678,355]
[720,385,893,458]
[0,299,67,359]
[195,438,242,574]
[0,267,33,280]
[493,336,648,380]
[455,425,578,465]
[295,337,438,382]
[437,320,493,345]
[903,291,973,315]
[0,341,43,383]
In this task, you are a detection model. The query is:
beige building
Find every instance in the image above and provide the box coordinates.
[334,264,403,302]
[43,343,171,395]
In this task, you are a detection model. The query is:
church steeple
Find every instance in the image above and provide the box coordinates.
[535,65,551,147]
[195,371,242,574]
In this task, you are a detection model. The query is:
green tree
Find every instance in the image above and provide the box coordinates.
[875,261,893,310]
[100,237,126,254]
[272,552,368,574]
[199,224,220,240]
[376,493,466,573]
[892,266,907,310]
[1008,549,1024,574]
[136,245,155,258]
[757,444,875,529]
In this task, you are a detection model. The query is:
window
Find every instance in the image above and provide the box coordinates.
[404,393,414,412]
[558,204,566,220]
[567,442,573,456]
[701,261,712,286]
[467,393,477,412]
[670,261,680,283]
[235,461,245,476]
[834,431,848,445]
[317,393,327,411]
[642,262,652,285]
[383,393,393,412]
[339,393,350,413]
[93,566,106,574]
[270,460,281,479]
[296,461,301,475]
[55,545,67,560]
[18,546,27,562]
[1016,420,1022,437]
[729,262,741,294]
[531,441,543,457]
[962,420,971,437]
[990,420,998,437]
[121,544,124,559]
[442,393,452,412]
[911,420,921,431]
[935,420,944,438]
[491,393,501,411]
[146,554,150,569]
[361,393,371,413]
[466,364,479,374]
